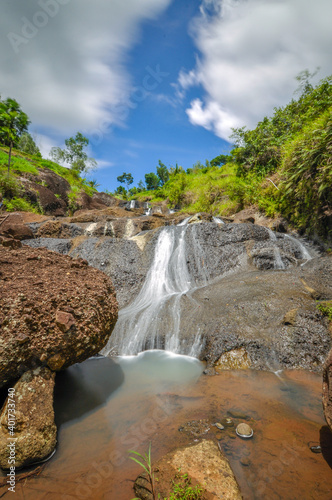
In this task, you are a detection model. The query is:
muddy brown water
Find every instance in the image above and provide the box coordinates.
[1,351,331,500]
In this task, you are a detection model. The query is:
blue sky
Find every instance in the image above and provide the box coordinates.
[1,0,332,191]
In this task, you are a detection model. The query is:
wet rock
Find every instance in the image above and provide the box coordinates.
[236,423,253,438]
[22,237,72,254]
[215,422,225,430]
[222,418,234,427]
[0,245,118,387]
[227,410,249,420]
[283,308,298,326]
[178,419,210,437]
[216,348,251,371]
[0,367,56,469]
[134,440,241,500]
[271,218,288,233]
[323,348,332,432]
[240,457,251,466]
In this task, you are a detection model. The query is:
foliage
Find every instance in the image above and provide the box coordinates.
[145,172,160,191]
[280,107,332,238]
[0,97,30,172]
[156,160,169,185]
[17,132,41,157]
[210,154,230,167]
[129,443,156,500]
[2,196,39,213]
[317,302,332,321]
[117,172,134,189]
[0,172,21,198]
[168,474,204,500]
[50,132,97,174]
[231,74,332,178]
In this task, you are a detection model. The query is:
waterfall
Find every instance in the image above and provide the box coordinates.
[267,228,285,269]
[104,223,194,356]
[130,200,136,209]
[284,234,312,263]
[212,216,225,224]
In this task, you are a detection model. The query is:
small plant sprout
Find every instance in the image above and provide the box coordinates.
[129,442,157,500]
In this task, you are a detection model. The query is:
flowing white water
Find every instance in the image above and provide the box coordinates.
[105,223,194,356]
[212,216,225,224]
[284,234,312,263]
[267,228,285,269]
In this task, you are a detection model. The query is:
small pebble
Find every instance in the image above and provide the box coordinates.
[215,422,225,430]
[236,423,253,439]
[240,457,251,467]
[222,417,234,427]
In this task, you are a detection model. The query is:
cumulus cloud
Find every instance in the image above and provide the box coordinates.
[181,0,332,139]
[0,0,171,134]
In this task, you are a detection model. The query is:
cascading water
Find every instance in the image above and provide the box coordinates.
[212,216,225,224]
[284,234,312,263]
[104,223,194,356]
[266,228,286,269]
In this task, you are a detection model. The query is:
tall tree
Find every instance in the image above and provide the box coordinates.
[117,172,134,189]
[156,160,169,186]
[17,132,41,157]
[145,172,160,190]
[0,97,30,173]
[50,132,97,174]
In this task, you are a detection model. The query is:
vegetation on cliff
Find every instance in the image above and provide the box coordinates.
[131,74,332,241]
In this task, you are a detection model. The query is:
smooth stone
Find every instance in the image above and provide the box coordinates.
[236,423,253,439]
[240,457,251,466]
[227,410,248,420]
[215,422,225,430]
[222,417,234,427]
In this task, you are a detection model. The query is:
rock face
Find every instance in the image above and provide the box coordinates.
[134,440,242,500]
[323,349,332,431]
[0,245,118,387]
[0,367,56,469]
[22,218,331,370]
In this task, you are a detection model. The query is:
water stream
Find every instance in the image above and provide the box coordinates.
[3,354,331,500]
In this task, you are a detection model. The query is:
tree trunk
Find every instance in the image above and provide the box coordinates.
[7,141,12,175]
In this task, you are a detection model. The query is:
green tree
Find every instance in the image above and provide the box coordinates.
[156,160,169,186]
[50,132,97,174]
[0,97,30,173]
[117,172,134,189]
[17,132,41,157]
[145,172,160,190]
[211,154,230,167]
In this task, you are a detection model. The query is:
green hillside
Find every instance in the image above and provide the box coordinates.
[0,147,96,214]
[133,75,332,241]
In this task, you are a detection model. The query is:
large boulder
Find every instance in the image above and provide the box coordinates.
[134,440,241,499]
[323,348,332,431]
[0,367,56,469]
[0,245,118,387]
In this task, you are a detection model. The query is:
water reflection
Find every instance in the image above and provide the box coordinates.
[54,356,124,427]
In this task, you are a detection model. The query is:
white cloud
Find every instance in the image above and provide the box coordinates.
[181,0,332,139]
[0,0,171,135]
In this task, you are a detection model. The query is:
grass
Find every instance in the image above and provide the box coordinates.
[317,302,332,321]
[0,146,98,214]
[132,163,282,219]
